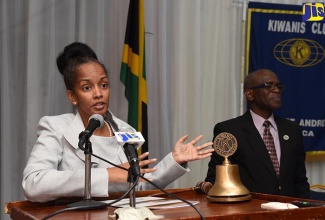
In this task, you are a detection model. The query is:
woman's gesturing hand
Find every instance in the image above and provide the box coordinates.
[172,135,214,165]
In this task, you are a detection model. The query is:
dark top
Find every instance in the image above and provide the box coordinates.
[205,111,310,198]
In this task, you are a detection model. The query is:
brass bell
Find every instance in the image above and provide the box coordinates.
[207,132,251,202]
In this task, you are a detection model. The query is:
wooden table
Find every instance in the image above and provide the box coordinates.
[5,188,325,220]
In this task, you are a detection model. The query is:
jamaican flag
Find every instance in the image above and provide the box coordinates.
[120,0,148,154]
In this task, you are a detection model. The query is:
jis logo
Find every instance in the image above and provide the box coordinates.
[302,2,325,21]
[118,133,141,142]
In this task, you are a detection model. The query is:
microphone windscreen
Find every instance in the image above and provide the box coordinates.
[89,114,104,128]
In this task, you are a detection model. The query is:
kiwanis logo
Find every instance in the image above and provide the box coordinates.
[274,38,325,67]
[302,2,325,21]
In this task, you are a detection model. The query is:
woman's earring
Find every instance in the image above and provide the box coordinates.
[73,102,77,105]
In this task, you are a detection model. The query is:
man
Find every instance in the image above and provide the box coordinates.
[205,68,310,198]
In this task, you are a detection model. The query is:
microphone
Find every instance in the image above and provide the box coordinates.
[78,114,104,149]
[115,129,145,176]
[68,114,107,210]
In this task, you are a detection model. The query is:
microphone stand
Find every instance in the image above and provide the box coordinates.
[127,168,137,207]
[67,137,107,210]
[115,159,156,219]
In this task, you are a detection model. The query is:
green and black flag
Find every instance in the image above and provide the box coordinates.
[120,0,148,154]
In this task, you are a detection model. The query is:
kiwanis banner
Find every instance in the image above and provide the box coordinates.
[246,2,325,160]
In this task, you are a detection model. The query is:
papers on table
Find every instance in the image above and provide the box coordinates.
[103,196,199,210]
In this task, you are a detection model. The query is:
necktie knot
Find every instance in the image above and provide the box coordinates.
[263,120,271,128]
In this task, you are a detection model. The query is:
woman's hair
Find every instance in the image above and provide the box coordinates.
[57,43,116,129]
[56,42,108,90]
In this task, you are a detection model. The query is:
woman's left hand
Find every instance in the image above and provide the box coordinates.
[172,135,214,165]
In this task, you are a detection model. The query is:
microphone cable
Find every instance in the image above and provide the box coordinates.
[41,158,138,220]
[41,151,205,220]
[41,176,139,220]
[140,175,205,220]
[90,152,206,220]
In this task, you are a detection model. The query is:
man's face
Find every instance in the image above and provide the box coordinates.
[248,70,283,111]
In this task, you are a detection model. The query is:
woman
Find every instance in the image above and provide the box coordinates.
[22,42,214,203]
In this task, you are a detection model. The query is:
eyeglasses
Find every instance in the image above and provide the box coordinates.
[248,82,285,91]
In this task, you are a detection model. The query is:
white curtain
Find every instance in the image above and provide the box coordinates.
[145,0,244,189]
[1,0,322,219]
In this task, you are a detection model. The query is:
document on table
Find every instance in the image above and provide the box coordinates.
[103,197,199,210]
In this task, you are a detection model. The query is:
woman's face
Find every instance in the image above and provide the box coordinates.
[67,61,110,125]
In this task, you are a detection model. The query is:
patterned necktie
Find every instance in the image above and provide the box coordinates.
[263,120,280,177]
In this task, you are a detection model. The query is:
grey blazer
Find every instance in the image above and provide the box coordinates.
[23,110,189,202]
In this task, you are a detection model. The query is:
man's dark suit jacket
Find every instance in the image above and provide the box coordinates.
[205,111,310,198]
